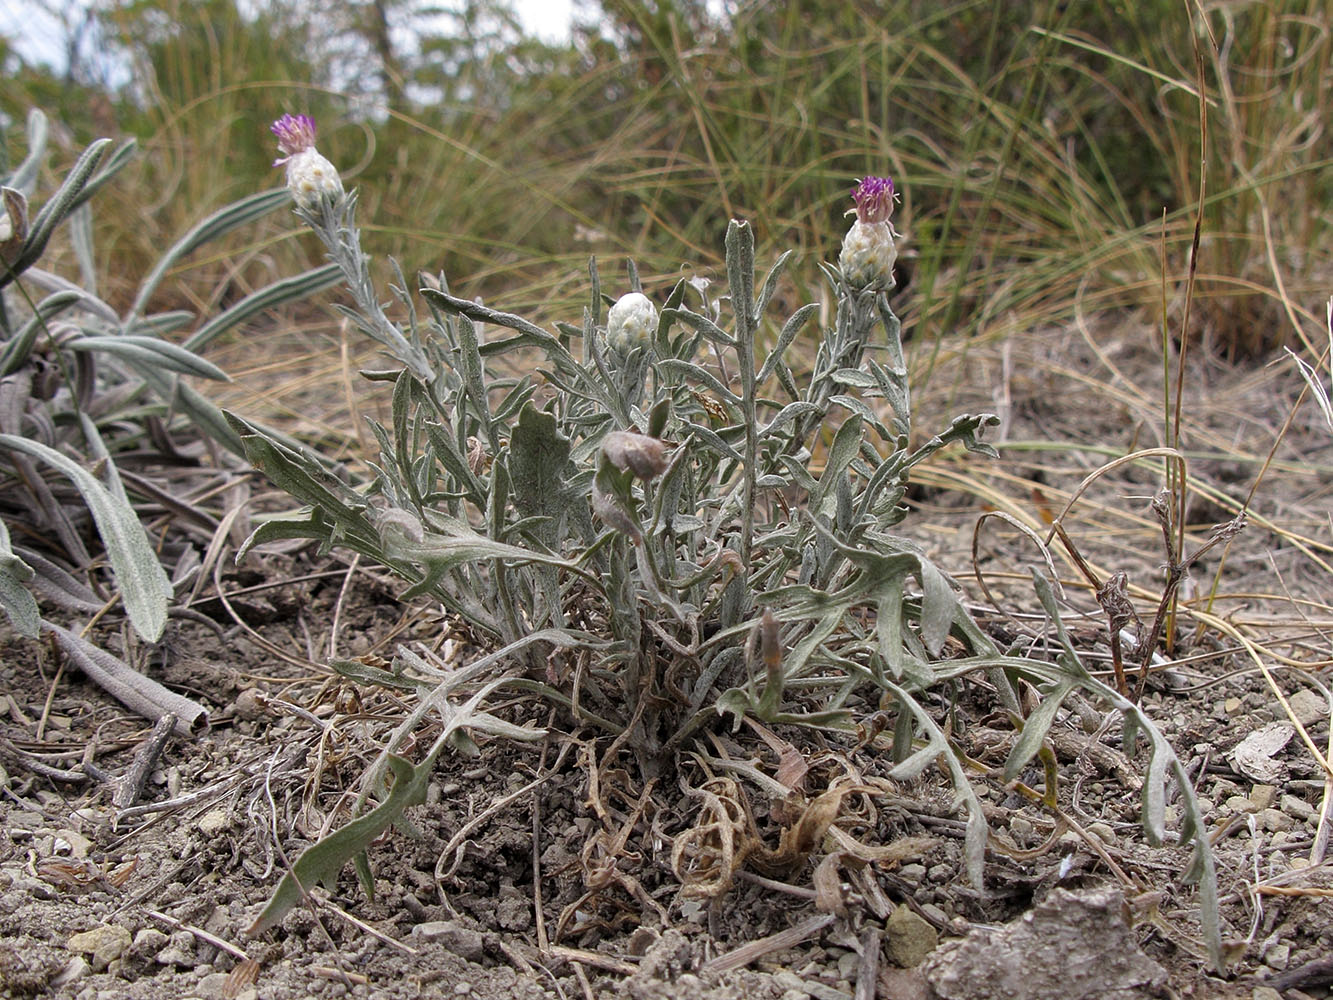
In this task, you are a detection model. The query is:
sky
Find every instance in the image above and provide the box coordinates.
[0,0,581,79]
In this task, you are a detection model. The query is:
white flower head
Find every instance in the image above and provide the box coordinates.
[271,114,344,210]
[607,292,658,355]
[839,175,899,290]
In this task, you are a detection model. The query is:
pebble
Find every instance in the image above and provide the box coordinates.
[1224,795,1256,815]
[195,972,232,1000]
[1087,822,1117,846]
[919,902,947,924]
[1281,794,1316,822]
[131,928,169,960]
[1257,809,1294,833]
[885,902,938,968]
[898,863,926,883]
[1285,688,1325,727]
[196,809,230,837]
[1224,697,1244,716]
[67,924,132,970]
[1250,785,1277,810]
[835,950,859,979]
[1265,942,1291,970]
[1253,988,1283,1000]
[156,938,197,967]
[927,863,953,883]
[409,920,485,962]
[50,956,91,988]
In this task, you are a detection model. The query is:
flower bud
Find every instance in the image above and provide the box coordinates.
[839,176,899,290]
[0,186,28,266]
[270,113,344,210]
[606,292,657,355]
[602,430,669,480]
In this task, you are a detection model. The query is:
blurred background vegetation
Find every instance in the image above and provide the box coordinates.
[3,0,1330,372]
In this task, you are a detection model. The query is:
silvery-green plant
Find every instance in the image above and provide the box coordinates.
[0,109,340,731]
[238,117,1224,968]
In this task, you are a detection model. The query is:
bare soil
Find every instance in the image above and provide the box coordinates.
[2,317,1332,1000]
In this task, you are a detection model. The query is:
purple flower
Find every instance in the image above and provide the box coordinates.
[269,114,343,209]
[851,176,896,225]
[270,113,319,166]
[840,176,899,289]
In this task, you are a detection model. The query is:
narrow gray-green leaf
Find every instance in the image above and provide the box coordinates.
[916,558,957,657]
[757,302,819,383]
[8,109,49,195]
[129,188,290,320]
[656,358,740,405]
[185,263,342,352]
[0,520,40,638]
[0,290,82,375]
[1,138,111,288]
[1003,681,1074,781]
[0,434,172,641]
[668,307,736,348]
[1141,743,1169,846]
[67,335,230,381]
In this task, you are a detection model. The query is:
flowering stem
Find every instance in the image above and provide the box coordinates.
[726,220,759,571]
[302,196,433,382]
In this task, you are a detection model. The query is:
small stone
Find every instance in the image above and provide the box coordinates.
[1280,794,1316,822]
[233,687,268,721]
[131,928,169,961]
[885,903,939,968]
[50,956,91,988]
[1285,689,1325,727]
[1196,797,1215,816]
[1252,989,1282,1000]
[927,863,953,883]
[67,924,132,970]
[836,949,859,979]
[1257,809,1294,832]
[155,942,195,967]
[1087,822,1117,846]
[196,809,230,837]
[196,971,232,999]
[454,983,473,996]
[1224,697,1244,716]
[898,864,927,882]
[1264,942,1290,970]
[1225,795,1257,815]
[410,920,485,962]
[1009,817,1033,843]
[1249,785,1277,810]
[920,903,949,926]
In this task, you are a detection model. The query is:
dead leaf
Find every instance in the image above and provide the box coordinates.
[1230,722,1294,784]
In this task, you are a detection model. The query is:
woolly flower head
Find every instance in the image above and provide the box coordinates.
[270,114,344,210]
[839,175,899,289]
[606,292,657,355]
